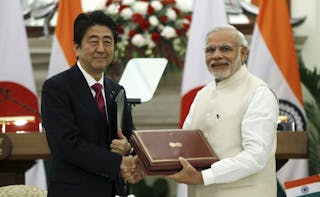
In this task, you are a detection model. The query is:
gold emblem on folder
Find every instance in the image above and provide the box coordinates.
[169,142,183,148]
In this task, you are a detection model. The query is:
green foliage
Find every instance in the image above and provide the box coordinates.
[131,178,169,197]
[298,55,320,108]
[304,102,320,174]
[298,54,320,175]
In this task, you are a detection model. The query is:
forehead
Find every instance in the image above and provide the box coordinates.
[206,29,238,46]
[84,25,114,39]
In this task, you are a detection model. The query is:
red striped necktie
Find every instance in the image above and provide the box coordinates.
[92,83,107,117]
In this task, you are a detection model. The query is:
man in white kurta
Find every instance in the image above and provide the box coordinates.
[167,25,278,197]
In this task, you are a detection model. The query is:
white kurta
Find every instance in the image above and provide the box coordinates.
[184,66,278,197]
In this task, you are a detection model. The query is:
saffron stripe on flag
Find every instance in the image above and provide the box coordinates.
[257,0,303,106]
[285,174,320,189]
[48,0,82,77]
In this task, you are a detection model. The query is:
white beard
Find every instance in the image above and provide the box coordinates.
[211,66,232,80]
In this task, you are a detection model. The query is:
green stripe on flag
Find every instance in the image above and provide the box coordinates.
[298,192,320,197]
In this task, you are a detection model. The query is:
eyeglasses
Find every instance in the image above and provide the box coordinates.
[205,44,240,56]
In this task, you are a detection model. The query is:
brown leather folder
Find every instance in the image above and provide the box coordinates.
[130,129,218,175]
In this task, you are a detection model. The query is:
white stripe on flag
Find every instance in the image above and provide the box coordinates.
[48,36,70,77]
[278,159,309,188]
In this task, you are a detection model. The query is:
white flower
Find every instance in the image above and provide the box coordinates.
[176,0,193,12]
[131,34,148,48]
[120,7,133,20]
[149,15,159,26]
[105,0,190,65]
[166,8,177,21]
[106,4,119,14]
[117,39,128,51]
[132,1,149,15]
[150,1,163,11]
[161,26,177,39]
[122,0,135,6]
[146,34,156,48]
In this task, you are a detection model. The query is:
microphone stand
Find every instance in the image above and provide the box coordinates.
[0,87,40,133]
[127,98,141,112]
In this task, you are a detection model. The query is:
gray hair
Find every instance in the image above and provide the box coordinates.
[205,24,248,47]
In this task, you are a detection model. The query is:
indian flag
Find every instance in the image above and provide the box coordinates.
[285,174,320,197]
[178,0,227,196]
[48,0,82,77]
[44,0,82,189]
[247,0,308,193]
[0,1,46,189]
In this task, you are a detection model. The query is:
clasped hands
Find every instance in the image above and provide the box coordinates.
[111,129,146,184]
[120,155,146,184]
[111,130,203,185]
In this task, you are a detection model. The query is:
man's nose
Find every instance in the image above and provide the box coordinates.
[96,41,105,52]
[211,50,222,60]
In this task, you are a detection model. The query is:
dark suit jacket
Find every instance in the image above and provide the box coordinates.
[41,65,134,197]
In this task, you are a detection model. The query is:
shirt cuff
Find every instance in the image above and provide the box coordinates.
[201,168,215,186]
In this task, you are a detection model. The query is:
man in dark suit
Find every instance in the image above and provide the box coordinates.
[41,10,136,197]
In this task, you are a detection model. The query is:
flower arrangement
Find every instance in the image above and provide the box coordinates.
[104,0,192,76]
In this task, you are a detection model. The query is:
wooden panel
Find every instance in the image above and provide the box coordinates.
[2,131,308,160]
[276,132,308,159]
[5,132,50,160]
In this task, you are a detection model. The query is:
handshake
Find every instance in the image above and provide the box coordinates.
[111,129,147,184]
[120,155,147,184]
[111,129,204,185]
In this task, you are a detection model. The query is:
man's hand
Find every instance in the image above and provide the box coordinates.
[166,157,204,185]
[121,155,146,184]
[111,129,131,155]
[120,155,136,170]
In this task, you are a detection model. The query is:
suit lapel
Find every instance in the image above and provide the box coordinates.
[69,66,99,116]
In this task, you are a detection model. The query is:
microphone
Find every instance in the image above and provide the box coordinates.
[1,88,40,116]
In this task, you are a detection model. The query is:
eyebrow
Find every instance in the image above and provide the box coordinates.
[206,43,234,48]
[88,34,113,40]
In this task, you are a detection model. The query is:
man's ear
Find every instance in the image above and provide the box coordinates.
[240,46,248,64]
[74,43,80,56]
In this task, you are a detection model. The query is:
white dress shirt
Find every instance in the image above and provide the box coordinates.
[183,86,279,185]
[77,62,106,101]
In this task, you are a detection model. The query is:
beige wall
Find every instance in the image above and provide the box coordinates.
[292,0,320,70]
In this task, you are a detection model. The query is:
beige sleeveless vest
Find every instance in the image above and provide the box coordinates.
[188,66,277,197]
